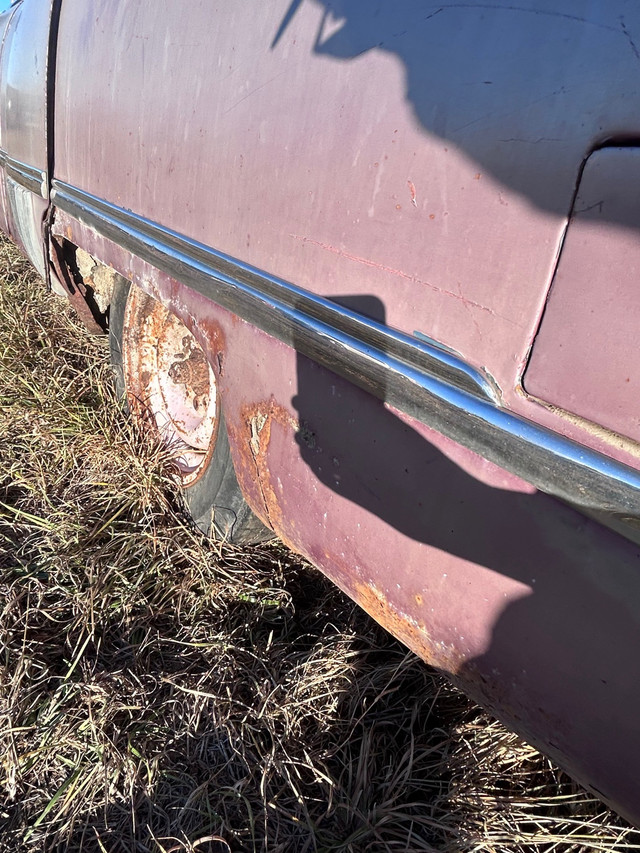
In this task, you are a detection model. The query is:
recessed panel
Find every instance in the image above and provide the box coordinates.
[524,147,640,444]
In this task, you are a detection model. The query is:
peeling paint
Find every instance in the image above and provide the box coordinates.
[407,178,417,206]
[239,400,298,532]
[75,247,118,314]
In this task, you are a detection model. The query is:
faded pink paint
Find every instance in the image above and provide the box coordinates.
[54,0,640,401]
[525,148,640,445]
[52,0,640,469]
[46,0,640,826]
[51,211,640,826]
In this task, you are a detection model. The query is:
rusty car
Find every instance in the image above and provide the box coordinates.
[3,0,640,826]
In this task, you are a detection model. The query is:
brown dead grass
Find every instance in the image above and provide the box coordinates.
[0,236,639,852]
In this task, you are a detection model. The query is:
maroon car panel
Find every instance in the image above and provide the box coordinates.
[51,209,640,826]
[0,0,635,827]
[52,1,640,399]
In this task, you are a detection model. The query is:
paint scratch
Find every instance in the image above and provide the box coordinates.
[620,16,640,62]
[224,70,288,115]
[434,4,618,34]
[407,179,418,207]
[290,233,515,322]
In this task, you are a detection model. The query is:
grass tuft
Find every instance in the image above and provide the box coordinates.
[0,236,638,852]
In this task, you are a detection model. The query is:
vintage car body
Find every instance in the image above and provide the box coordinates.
[3,0,640,825]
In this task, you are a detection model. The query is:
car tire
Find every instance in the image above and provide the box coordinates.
[109,276,272,544]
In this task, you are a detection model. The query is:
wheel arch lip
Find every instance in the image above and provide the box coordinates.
[49,178,640,524]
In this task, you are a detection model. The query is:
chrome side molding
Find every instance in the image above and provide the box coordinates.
[51,179,640,519]
[51,181,498,403]
[0,150,47,198]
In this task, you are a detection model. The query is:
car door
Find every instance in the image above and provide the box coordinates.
[0,0,58,278]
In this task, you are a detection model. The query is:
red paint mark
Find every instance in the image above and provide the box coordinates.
[395,204,402,210]
[290,234,510,319]
[429,214,435,220]
[474,173,482,180]
[407,180,417,207]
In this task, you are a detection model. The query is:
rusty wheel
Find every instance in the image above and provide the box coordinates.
[110,278,271,543]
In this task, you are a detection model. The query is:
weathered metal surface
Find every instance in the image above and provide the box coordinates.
[0,0,56,270]
[235,343,640,825]
[48,236,103,333]
[48,213,640,824]
[45,0,640,823]
[5,177,47,278]
[122,284,219,485]
[50,0,640,472]
[75,248,116,314]
[3,154,47,198]
[0,0,19,240]
[525,147,640,445]
[0,0,54,173]
[53,0,640,470]
[239,399,299,535]
[51,181,500,403]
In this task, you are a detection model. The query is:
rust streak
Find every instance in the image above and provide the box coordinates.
[240,400,298,533]
[350,578,464,676]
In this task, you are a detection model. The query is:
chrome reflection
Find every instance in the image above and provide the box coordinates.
[0,150,47,198]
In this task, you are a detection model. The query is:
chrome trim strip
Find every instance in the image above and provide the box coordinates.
[51,182,499,403]
[51,179,640,517]
[1,151,47,198]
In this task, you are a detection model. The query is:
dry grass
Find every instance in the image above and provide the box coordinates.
[0,235,638,852]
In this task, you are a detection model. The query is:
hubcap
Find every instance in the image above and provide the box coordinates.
[122,286,218,485]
